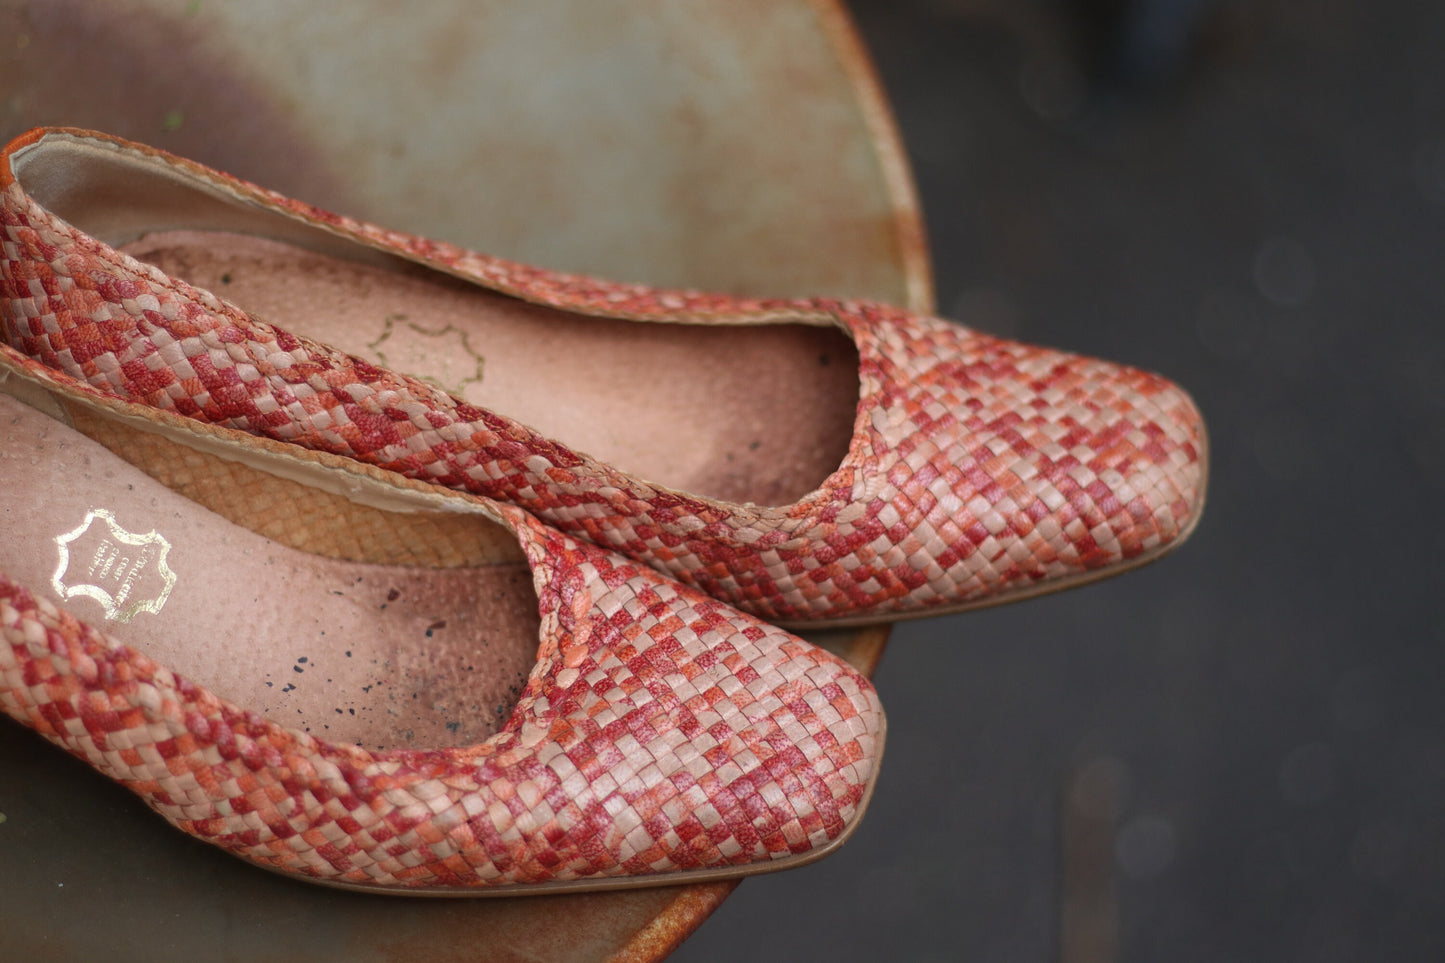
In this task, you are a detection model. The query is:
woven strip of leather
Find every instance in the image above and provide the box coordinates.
[0,157,1204,622]
[0,504,880,889]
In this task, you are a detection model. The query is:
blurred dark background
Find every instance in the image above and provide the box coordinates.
[677,0,1445,959]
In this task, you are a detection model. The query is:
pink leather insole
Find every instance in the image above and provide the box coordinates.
[0,393,539,750]
[119,231,861,507]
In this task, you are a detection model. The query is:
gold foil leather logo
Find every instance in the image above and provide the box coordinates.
[52,509,176,623]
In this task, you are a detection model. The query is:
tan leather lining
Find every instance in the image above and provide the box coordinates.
[67,404,526,568]
[13,133,397,265]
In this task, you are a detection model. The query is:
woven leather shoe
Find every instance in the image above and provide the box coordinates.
[0,352,883,894]
[0,127,1206,625]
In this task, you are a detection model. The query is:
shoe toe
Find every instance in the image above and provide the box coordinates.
[853,308,1208,610]
[932,328,1208,580]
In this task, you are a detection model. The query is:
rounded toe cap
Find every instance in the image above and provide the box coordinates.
[851,310,1209,612]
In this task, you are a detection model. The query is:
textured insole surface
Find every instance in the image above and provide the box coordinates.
[0,393,539,750]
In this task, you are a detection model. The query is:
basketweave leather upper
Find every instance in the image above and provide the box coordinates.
[0,128,1206,624]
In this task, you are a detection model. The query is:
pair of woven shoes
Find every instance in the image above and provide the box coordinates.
[0,128,1206,894]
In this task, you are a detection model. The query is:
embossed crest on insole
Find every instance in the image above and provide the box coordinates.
[368,314,486,397]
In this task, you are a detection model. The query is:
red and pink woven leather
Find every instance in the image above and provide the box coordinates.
[0,129,1206,624]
